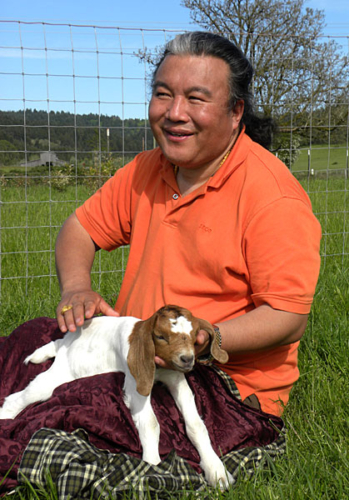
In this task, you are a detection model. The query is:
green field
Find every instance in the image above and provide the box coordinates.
[292,143,348,173]
[0,163,348,498]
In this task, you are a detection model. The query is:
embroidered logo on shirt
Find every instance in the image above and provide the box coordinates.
[199,224,212,233]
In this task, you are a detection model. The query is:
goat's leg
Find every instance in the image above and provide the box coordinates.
[123,375,161,465]
[24,339,64,365]
[0,360,73,419]
[156,370,234,490]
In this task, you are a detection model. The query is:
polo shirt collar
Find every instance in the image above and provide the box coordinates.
[206,127,251,190]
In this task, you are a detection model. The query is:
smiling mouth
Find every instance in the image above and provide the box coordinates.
[165,130,193,139]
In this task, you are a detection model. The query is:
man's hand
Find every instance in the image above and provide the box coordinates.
[194,329,211,357]
[57,290,119,333]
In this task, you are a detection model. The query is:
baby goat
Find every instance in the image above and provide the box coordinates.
[0,305,233,489]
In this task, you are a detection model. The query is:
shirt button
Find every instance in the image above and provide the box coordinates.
[173,193,179,200]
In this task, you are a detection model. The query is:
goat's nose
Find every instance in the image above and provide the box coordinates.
[180,354,194,365]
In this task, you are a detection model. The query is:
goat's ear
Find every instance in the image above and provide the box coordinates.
[197,318,229,364]
[127,317,156,397]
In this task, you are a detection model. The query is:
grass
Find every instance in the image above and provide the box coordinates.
[292,143,348,173]
[0,161,348,498]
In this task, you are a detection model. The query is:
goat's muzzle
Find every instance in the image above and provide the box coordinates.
[172,353,195,373]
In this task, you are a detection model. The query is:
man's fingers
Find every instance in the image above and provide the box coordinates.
[57,305,75,333]
[195,330,207,345]
[57,294,117,333]
[155,356,168,368]
[57,296,94,333]
[64,307,79,332]
[83,299,98,320]
[99,299,120,317]
[57,302,83,333]
[195,329,211,357]
[56,312,68,333]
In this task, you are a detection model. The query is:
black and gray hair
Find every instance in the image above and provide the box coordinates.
[152,31,275,150]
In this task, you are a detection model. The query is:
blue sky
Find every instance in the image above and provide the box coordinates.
[1,0,196,30]
[1,0,348,119]
[2,0,348,33]
[307,0,349,35]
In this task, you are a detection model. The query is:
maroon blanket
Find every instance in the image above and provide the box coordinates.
[0,318,284,493]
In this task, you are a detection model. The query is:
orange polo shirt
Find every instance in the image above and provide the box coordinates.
[76,130,321,416]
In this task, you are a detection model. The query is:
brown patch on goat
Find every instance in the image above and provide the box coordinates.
[127,315,157,397]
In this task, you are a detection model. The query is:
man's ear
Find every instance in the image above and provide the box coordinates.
[232,99,244,129]
[127,316,157,396]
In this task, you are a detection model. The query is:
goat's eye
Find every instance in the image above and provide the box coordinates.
[155,334,167,342]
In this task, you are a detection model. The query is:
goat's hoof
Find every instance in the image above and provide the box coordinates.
[0,392,23,419]
[24,352,38,364]
[202,461,234,490]
[216,470,234,490]
[142,454,161,466]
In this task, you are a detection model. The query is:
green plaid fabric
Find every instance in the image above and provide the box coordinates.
[18,369,286,499]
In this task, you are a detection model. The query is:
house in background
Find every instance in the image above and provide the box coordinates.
[20,152,66,167]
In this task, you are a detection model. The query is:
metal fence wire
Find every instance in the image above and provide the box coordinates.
[0,21,348,301]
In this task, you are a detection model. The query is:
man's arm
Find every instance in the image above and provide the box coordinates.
[217,305,308,354]
[55,213,119,333]
[155,305,308,367]
[197,304,307,357]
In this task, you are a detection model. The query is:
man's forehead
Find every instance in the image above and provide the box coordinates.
[153,55,230,92]
[153,79,213,98]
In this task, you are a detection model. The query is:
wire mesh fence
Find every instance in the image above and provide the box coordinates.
[0,20,348,302]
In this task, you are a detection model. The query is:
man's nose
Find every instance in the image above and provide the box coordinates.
[166,96,188,122]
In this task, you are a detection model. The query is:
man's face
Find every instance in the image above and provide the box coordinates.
[149,54,242,171]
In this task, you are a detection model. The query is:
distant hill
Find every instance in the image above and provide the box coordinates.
[0,109,154,165]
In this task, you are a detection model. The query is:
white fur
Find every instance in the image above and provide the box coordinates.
[0,313,233,489]
[169,316,193,335]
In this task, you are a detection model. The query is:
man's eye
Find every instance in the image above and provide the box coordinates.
[189,95,204,102]
[155,92,170,98]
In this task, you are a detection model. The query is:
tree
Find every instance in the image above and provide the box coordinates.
[0,140,20,166]
[181,0,349,143]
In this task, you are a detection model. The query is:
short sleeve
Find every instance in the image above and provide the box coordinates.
[76,161,136,251]
[244,197,322,313]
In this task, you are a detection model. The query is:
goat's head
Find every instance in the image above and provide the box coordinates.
[127,305,229,397]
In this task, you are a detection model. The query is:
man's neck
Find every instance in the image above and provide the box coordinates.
[175,136,237,197]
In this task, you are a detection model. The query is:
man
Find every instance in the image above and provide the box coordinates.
[55,32,321,416]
